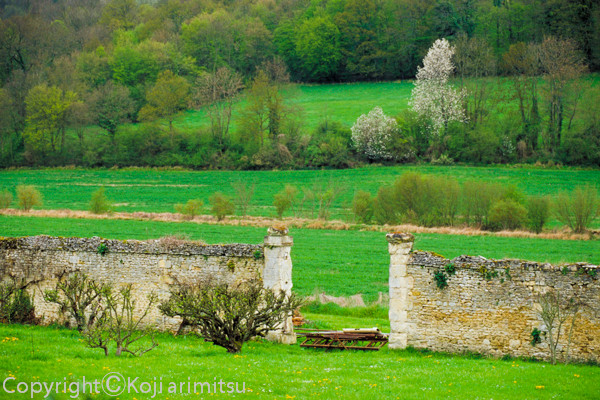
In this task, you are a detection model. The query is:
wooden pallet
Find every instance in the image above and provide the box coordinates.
[298,328,388,351]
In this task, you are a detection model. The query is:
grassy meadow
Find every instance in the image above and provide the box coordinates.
[2,166,599,220]
[0,323,598,400]
[2,215,600,302]
[154,81,414,135]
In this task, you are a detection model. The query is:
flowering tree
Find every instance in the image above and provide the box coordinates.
[351,106,398,161]
[410,38,466,156]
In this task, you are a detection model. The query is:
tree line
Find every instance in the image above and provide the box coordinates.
[0,0,599,168]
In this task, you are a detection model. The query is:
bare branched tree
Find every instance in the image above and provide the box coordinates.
[538,37,587,153]
[81,283,158,357]
[44,272,108,331]
[160,280,303,353]
[194,67,243,149]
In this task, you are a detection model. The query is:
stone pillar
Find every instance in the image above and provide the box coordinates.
[263,226,296,344]
[387,232,414,349]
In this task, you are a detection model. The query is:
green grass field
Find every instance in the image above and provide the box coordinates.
[2,166,599,219]
[2,215,599,302]
[169,81,414,134]
[0,322,598,400]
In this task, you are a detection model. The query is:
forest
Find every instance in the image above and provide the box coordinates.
[0,0,599,168]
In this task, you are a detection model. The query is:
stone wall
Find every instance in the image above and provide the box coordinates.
[387,233,600,363]
[0,230,295,343]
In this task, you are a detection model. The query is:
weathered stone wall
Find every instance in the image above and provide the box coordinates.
[388,233,600,363]
[0,231,295,342]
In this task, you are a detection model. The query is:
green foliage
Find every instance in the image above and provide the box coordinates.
[445,263,456,275]
[553,186,599,233]
[0,278,36,325]
[90,187,112,214]
[0,189,12,208]
[174,199,203,220]
[139,70,191,131]
[23,84,77,163]
[273,184,298,219]
[88,81,135,140]
[352,190,374,224]
[16,185,42,211]
[295,14,341,82]
[488,199,528,231]
[527,196,550,234]
[209,192,235,221]
[97,243,108,256]
[462,180,503,227]
[433,270,448,290]
[530,328,542,346]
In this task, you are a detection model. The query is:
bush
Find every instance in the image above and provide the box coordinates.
[553,186,599,233]
[174,199,203,220]
[90,187,112,214]
[352,191,374,224]
[373,185,398,225]
[0,279,36,324]
[462,180,503,227]
[273,185,298,219]
[209,192,235,221]
[392,172,449,227]
[0,189,12,208]
[527,196,550,233]
[160,280,303,353]
[351,107,398,161]
[488,199,528,231]
[16,185,42,211]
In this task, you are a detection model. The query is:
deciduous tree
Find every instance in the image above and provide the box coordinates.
[410,38,466,158]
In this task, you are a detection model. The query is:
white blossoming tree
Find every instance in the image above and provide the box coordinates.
[410,38,466,157]
[351,106,398,161]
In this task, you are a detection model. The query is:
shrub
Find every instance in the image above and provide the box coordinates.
[0,189,12,208]
[553,186,599,233]
[90,187,112,214]
[209,192,235,221]
[462,180,503,227]
[393,172,449,227]
[16,185,42,211]
[488,199,527,231]
[0,279,36,324]
[351,106,398,161]
[352,191,374,224]
[373,185,398,225]
[273,185,298,219]
[174,199,203,220]
[160,280,303,353]
[527,196,550,233]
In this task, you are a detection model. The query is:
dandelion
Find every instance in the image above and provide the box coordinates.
[535,386,545,390]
